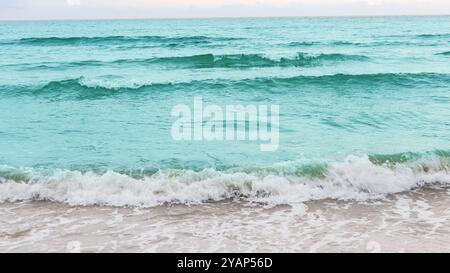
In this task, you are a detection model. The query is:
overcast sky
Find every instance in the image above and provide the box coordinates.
[1,0,450,20]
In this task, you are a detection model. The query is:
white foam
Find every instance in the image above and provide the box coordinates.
[0,155,449,207]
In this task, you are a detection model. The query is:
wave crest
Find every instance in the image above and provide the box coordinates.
[1,153,449,207]
[436,51,450,56]
[14,52,369,70]
[11,35,242,48]
[3,72,449,100]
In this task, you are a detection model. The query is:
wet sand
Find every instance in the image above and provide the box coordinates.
[1,186,450,253]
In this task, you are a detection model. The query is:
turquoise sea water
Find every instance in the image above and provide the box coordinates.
[0,16,449,206]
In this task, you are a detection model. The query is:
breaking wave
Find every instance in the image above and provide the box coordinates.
[0,152,449,207]
[2,72,448,100]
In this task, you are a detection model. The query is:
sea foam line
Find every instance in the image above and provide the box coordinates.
[0,155,449,207]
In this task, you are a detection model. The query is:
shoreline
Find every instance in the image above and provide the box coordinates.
[1,186,450,253]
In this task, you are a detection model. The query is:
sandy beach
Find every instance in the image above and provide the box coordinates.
[1,186,450,253]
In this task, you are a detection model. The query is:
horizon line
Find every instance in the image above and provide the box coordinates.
[1,13,450,22]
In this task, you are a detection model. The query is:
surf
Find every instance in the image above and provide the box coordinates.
[0,152,449,207]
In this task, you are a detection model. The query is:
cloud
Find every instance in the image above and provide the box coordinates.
[66,0,81,7]
[1,0,449,20]
[93,0,450,7]
[23,0,448,8]
[366,0,383,6]
[0,0,28,9]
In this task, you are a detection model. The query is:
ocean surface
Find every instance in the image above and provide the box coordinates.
[1,16,450,206]
[0,16,450,252]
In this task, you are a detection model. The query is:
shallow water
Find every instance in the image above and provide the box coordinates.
[2,187,450,253]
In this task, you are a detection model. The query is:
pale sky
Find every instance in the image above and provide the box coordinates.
[1,0,450,20]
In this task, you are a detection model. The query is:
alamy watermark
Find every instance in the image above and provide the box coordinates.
[171,97,279,152]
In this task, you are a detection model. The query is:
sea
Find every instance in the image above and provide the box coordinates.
[0,16,450,252]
